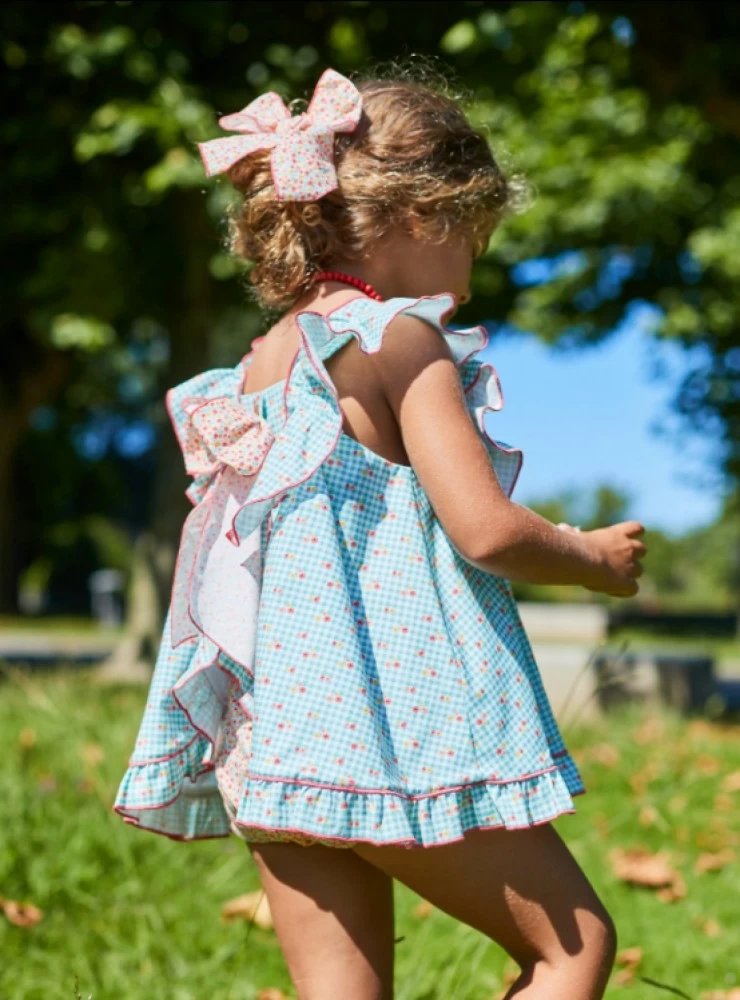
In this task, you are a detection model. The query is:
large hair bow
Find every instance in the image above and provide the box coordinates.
[197,67,363,201]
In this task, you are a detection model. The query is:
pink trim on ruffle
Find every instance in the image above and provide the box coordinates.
[166,389,215,510]
[243,759,574,800]
[481,436,523,496]
[169,480,212,649]
[296,291,486,369]
[464,361,504,411]
[126,732,202,768]
[114,785,584,847]
[170,656,222,754]
[222,294,373,546]
[113,807,230,843]
[223,326,345,546]
[237,293,367,394]
[229,792,585,850]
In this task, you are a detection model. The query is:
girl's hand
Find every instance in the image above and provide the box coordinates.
[578,521,647,598]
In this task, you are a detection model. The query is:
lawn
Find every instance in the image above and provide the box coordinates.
[1,665,738,1000]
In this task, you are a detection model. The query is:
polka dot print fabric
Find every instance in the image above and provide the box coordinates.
[113,294,585,847]
[197,68,363,201]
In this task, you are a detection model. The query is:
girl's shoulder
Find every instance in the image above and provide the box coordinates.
[294,292,523,498]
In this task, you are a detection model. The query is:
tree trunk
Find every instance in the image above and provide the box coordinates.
[0,446,20,614]
[0,343,72,613]
[97,191,215,680]
[93,530,162,684]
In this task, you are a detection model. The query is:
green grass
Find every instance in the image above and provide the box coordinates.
[1,666,739,1000]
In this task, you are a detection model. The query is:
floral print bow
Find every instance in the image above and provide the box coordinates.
[179,395,275,479]
[197,67,363,201]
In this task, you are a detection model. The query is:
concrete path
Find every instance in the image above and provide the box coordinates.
[0,630,117,666]
[529,641,602,724]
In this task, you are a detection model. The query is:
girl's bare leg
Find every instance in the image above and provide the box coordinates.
[353,823,616,1000]
[247,840,395,1000]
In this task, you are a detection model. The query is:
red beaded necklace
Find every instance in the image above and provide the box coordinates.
[313,269,384,302]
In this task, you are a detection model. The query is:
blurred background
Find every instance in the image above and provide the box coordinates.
[2,3,739,999]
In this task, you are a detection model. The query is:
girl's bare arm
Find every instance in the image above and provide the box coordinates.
[370,315,645,596]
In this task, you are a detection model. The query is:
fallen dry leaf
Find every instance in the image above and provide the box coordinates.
[702,991,740,1000]
[687,719,716,742]
[693,916,722,938]
[502,963,519,986]
[492,966,521,1000]
[722,771,740,793]
[613,946,643,983]
[613,967,636,986]
[632,715,665,746]
[639,805,659,827]
[610,848,685,903]
[591,743,620,768]
[695,849,735,875]
[616,946,643,968]
[82,743,105,767]
[695,828,733,851]
[628,762,661,797]
[657,872,686,903]
[221,890,273,930]
[713,793,734,813]
[413,899,435,919]
[610,848,677,888]
[0,897,44,928]
[694,753,721,776]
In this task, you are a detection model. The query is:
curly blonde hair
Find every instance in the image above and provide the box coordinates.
[224,64,522,311]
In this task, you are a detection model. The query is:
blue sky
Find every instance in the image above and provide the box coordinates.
[479,304,724,537]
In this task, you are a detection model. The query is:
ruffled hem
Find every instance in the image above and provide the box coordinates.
[113,634,255,840]
[113,744,232,841]
[224,754,584,849]
[115,744,584,847]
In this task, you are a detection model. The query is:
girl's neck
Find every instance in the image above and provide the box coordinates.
[323,260,399,301]
[320,226,472,307]
[325,229,427,300]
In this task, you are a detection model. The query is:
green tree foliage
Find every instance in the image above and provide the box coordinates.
[2,1,738,615]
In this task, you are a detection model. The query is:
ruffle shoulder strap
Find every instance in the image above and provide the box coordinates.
[296,293,523,498]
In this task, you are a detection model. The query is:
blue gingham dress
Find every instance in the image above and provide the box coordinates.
[114,294,585,847]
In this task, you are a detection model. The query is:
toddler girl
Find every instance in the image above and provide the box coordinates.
[115,66,647,1000]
